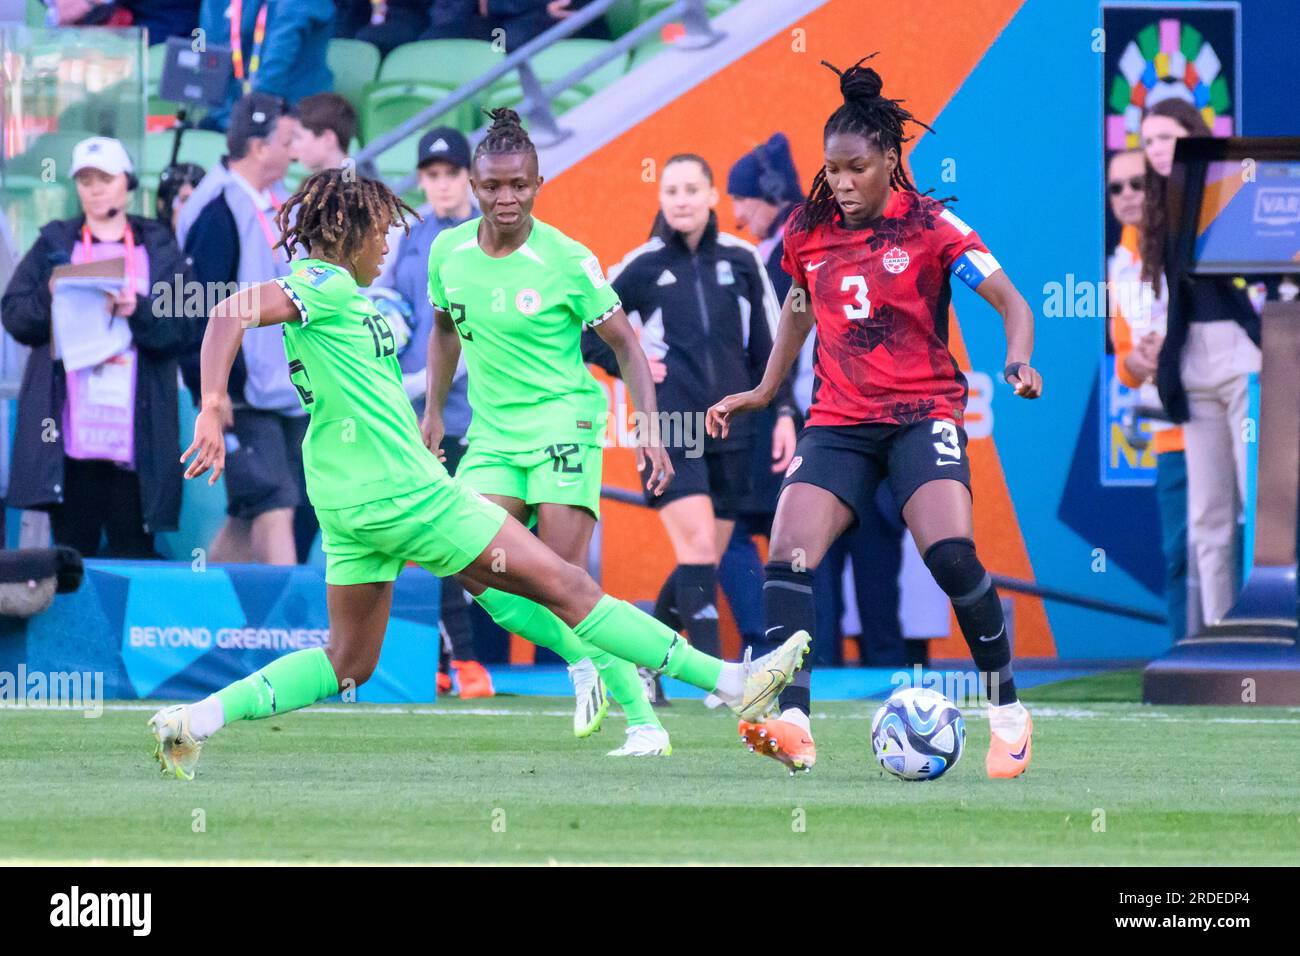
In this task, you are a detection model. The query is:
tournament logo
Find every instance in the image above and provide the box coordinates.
[882,246,910,274]
[515,288,541,315]
[785,455,803,477]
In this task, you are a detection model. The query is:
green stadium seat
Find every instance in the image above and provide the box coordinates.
[526,39,628,97]
[481,81,589,123]
[359,80,474,144]
[141,129,227,179]
[327,38,382,112]
[379,40,504,88]
[605,0,642,38]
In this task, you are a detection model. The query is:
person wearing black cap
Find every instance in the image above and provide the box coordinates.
[375,125,491,697]
[176,92,313,566]
[2,136,196,557]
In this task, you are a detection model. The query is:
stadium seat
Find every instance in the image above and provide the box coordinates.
[525,39,628,97]
[146,42,180,117]
[481,81,589,122]
[141,129,227,179]
[359,80,473,144]
[605,0,642,37]
[327,38,382,112]
[378,40,504,88]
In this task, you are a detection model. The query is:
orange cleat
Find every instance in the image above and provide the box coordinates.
[986,713,1033,779]
[436,670,453,695]
[739,718,816,774]
[452,659,495,699]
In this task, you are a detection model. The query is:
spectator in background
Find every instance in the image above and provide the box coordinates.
[374,126,493,697]
[2,137,195,557]
[177,93,312,566]
[197,0,334,131]
[720,133,806,653]
[335,0,434,56]
[291,92,378,179]
[155,162,205,234]
[591,153,794,670]
[423,0,608,50]
[1144,98,1261,627]
[45,0,200,37]
[1106,146,1193,644]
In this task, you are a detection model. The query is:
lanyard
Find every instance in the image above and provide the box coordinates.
[252,193,284,258]
[230,0,269,95]
[82,223,138,293]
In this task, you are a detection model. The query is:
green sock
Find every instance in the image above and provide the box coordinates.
[593,656,660,728]
[573,595,723,692]
[474,587,588,663]
[475,588,661,728]
[214,647,339,723]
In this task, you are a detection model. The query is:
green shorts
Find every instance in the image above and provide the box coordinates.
[457,441,603,519]
[316,478,508,586]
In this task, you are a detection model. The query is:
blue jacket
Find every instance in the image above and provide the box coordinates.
[201,0,335,129]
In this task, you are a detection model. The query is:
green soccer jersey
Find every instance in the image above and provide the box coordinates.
[426,217,621,452]
[276,259,444,510]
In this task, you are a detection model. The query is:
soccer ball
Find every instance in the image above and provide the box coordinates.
[870,687,965,781]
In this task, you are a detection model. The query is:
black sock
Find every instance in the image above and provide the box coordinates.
[762,560,815,715]
[675,563,720,658]
[923,538,1017,705]
[440,576,477,663]
[652,567,682,632]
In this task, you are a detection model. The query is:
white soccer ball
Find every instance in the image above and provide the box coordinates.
[870,687,966,781]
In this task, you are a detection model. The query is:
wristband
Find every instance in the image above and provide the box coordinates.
[1003,362,1027,384]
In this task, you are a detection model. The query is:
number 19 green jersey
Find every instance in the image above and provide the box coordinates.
[426,217,620,452]
[276,259,444,510]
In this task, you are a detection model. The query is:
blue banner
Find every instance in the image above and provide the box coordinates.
[0,560,442,703]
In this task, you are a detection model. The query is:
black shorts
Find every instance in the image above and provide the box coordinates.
[780,420,971,525]
[641,444,753,520]
[223,409,309,521]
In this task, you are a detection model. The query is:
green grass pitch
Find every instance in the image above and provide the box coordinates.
[2,674,1298,865]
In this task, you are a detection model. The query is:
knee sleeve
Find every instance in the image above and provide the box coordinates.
[923,538,990,606]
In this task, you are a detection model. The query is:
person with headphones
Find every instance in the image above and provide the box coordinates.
[2,136,197,557]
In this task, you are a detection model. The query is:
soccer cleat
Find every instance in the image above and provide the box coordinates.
[739,718,816,774]
[986,712,1033,779]
[568,658,609,738]
[148,705,203,780]
[436,670,453,695]
[606,724,672,757]
[731,631,810,722]
[451,659,495,699]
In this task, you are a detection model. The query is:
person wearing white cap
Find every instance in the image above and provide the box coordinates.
[1,136,197,557]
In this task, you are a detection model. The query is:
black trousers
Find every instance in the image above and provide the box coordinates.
[49,457,157,559]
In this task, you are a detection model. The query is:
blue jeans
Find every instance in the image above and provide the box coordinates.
[1155,450,1190,644]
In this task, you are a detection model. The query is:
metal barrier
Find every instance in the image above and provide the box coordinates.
[353,0,723,192]
[599,484,1168,626]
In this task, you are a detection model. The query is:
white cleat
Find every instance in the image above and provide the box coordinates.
[568,659,609,738]
[732,631,811,722]
[148,705,203,780]
[702,693,726,710]
[606,724,672,756]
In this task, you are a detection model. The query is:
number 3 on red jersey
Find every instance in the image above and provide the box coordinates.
[841,274,871,320]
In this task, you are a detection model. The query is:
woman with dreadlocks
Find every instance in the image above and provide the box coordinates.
[708,55,1043,778]
[149,168,809,779]
[422,108,676,756]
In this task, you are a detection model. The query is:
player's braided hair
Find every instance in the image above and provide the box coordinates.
[275,168,418,261]
[793,54,939,232]
[473,107,537,166]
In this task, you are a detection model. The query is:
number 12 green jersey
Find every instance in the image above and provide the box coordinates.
[426,217,620,452]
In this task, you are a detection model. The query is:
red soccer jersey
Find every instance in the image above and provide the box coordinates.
[781,190,1001,427]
